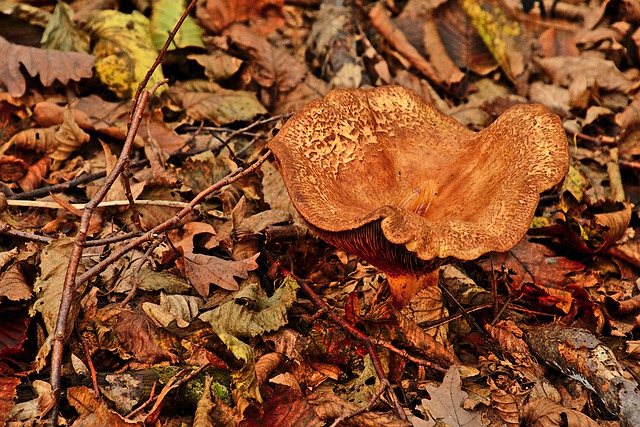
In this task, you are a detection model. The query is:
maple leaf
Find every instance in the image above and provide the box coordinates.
[184,252,259,296]
[0,36,94,98]
[421,367,483,427]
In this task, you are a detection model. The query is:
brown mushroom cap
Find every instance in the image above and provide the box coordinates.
[269,85,569,278]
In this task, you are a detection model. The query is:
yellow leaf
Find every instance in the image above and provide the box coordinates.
[461,0,524,82]
[86,10,165,98]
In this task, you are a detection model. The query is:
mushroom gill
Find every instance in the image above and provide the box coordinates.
[269,85,570,306]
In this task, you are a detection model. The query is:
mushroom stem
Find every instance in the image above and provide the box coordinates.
[387,269,440,307]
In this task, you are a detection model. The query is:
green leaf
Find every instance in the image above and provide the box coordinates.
[41,2,90,52]
[150,0,204,50]
[86,10,165,98]
[200,275,299,338]
[216,331,262,413]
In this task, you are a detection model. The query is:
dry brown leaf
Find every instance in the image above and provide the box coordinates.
[50,107,91,167]
[196,0,284,34]
[102,307,179,364]
[537,55,634,93]
[0,36,94,97]
[1,127,58,155]
[522,397,598,427]
[369,3,443,86]
[255,352,285,387]
[0,376,21,423]
[489,386,520,427]
[18,156,51,192]
[483,236,584,290]
[0,264,32,301]
[393,0,465,85]
[184,252,259,295]
[435,0,497,75]
[562,203,633,254]
[538,27,580,58]
[67,386,143,426]
[225,24,329,113]
[0,155,28,182]
[311,392,407,426]
[421,367,483,427]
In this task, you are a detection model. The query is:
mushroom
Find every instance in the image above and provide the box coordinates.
[269,85,569,306]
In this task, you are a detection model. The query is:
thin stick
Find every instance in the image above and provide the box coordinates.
[7,160,148,201]
[0,224,53,244]
[49,84,160,426]
[7,199,192,210]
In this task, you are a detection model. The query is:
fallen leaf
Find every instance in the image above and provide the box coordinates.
[0,265,28,302]
[421,367,483,427]
[150,0,204,50]
[0,36,94,97]
[461,0,526,83]
[522,397,598,427]
[537,55,634,93]
[101,306,179,364]
[184,252,259,295]
[41,2,90,52]
[168,85,267,125]
[31,238,88,371]
[483,236,584,290]
[199,275,299,337]
[86,10,165,98]
[196,0,284,34]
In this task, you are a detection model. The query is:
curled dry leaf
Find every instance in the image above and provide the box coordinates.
[522,397,598,427]
[561,202,633,254]
[50,107,91,167]
[18,156,51,192]
[196,0,284,34]
[0,264,33,301]
[0,36,94,98]
[1,127,58,156]
[103,307,179,364]
[199,275,299,338]
[0,155,28,182]
[489,386,520,427]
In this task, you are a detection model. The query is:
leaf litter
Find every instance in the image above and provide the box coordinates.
[1,0,640,426]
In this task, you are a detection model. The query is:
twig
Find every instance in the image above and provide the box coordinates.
[0,223,53,244]
[85,231,144,247]
[78,332,100,396]
[120,237,165,306]
[7,160,148,201]
[49,84,162,426]
[7,199,192,210]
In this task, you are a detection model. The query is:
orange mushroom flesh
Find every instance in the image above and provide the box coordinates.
[269,86,569,306]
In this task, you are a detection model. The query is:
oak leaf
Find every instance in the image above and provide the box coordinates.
[421,367,483,427]
[0,36,94,98]
[185,252,259,295]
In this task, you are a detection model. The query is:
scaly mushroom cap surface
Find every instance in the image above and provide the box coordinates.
[269,85,569,279]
